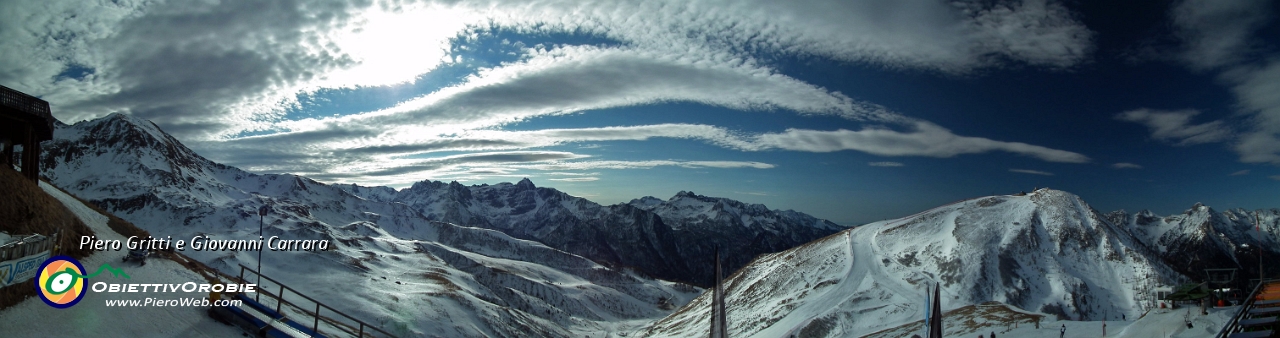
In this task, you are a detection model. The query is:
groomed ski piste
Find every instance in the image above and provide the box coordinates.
[0,182,241,337]
[641,189,1215,337]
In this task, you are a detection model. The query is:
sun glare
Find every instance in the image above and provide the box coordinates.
[322,5,472,88]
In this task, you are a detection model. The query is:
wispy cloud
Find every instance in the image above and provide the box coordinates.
[1271,175,1280,181]
[1230,169,1250,176]
[1164,0,1280,166]
[1,0,1099,188]
[1171,0,1273,70]
[1009,169,1054,176]
[1228,60,1280,165]
[546,177,600,182]
[868,162,905,167]
[1112,162,1143,169]
[754,122,1090,163]
[513,160,776,171]
[2,0,1092,139]
[1116,108,1231,146]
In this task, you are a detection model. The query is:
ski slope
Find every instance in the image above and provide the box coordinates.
[0,182,242,337]
[641,189,1185,337]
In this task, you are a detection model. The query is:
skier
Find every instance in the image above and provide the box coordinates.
[990,331,995,338]
[1059,324,1066,338]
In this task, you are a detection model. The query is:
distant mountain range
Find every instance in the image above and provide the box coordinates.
[1106,204,1279,284]
[338,180,846,287]
[35,113,1279,337]
[37,113,845,336]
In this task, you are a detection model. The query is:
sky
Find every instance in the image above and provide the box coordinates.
[2,0,1279,225]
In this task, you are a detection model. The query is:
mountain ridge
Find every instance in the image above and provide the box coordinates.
[643,188,1188,337]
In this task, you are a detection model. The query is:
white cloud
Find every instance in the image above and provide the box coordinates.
[0,0,1100,187]
[279,46,905,139]
[211,120,1088,181]
[546,177,600,182]
[546,172,599,176]
[1112,163,1143,169]
[1170,0,1272,70]
[513,160,776,171]
[868,162,905,167]
[1230,169,1250,176]
[2,0,1094,138]
[1271,175,1280,181]
[959,0,1095,68]
[1226,60,1280,165]
[753,122,1090,163]
[1115,108,1231,146]
[1010,169,1054,176]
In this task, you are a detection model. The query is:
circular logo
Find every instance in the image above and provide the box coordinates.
[35,256,88,308]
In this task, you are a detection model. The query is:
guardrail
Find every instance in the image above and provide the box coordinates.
[0,233,54,261]
[1216,278,1280,338]
[236,264,398,338]
[0,84,52,119]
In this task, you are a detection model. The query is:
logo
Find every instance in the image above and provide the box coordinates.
[34,256,130,309]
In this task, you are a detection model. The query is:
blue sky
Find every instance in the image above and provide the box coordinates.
[2,0,1279,225]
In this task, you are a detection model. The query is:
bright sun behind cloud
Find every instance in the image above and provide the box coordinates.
[320,5,470,89]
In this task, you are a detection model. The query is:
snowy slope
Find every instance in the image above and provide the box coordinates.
[40,113,701,337]
[866,301,1234,338]
[640,189,1184,337]
[1107,206,1280,280]
[351,180,848,287]
[0,182,243,337]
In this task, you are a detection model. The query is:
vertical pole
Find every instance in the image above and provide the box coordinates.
[359,323,364,338]
[258,205,268,301]
[2,137,11,168]
[313,303,320,334]
[1257,211,1263,282]
[28,138,39,181]
[276,284,284,314]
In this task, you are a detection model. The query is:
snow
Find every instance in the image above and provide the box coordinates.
[0,182,243,337]
[866,302,1234,338]
[641,190,1185,337]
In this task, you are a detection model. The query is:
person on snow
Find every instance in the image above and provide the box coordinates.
[1059,324,1066,338]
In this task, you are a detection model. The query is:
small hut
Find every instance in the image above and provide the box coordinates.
[0,84,54,181]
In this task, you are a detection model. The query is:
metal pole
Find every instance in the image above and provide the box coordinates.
[1257,211,1263,282]
[277,284,284,314]
[258,205,268,301]
[314,303,320,334]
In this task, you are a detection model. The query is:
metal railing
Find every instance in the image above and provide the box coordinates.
[236,264,398,338]
[0,233,54,261]
[0,84,52,119]
[1216,278,1280,338]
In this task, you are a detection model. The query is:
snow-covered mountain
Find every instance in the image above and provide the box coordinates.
[343,180,847,287]
[36,112,845,336]
[39,113,702,336]
[1106,205,1280,283]
[640,189,1185,337]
